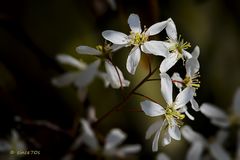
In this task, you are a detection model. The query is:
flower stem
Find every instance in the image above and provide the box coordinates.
[132,92,159,104]
[93,66,159,127]
[147,78,161,82]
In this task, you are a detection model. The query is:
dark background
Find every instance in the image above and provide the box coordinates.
[0,0,240,159]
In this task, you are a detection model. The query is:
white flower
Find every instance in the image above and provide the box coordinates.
[52,54,101,88]
[171,46,201,111]
[157,153,171,160]
[200,103,230,128]
[76,45,130,89]
[182,125,230,160]
[140,73,194,151]
[200,88,240,159]
[102,13,169,74]
[80,119,141,158]
[160,18,192,73]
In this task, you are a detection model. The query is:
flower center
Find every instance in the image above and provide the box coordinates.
[96,44,112,59]
[183,72,200,89]
[129,30,148,46]
[168,35,191,59]
[165,105,185,127]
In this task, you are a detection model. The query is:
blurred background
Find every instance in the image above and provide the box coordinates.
[0,0,240,159]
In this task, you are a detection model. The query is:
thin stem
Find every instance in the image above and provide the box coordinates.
[116,108,143,112]
[146,55,152,74]
[93,66,159,127]
[133,92,159,104]
[147,78,161,82]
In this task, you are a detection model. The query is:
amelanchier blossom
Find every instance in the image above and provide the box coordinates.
[80,119,141,158]
[182,125,230,160]
[171,46,201,112]
[160,18,192,73]
[102,13,170,74]
[76,44,130,89]
[140,73,194,151]
[200,87,240,159]
[52,54,100,88]
[157,153,171,160]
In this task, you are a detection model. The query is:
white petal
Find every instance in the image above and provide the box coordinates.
[126,46,141,74]
[110,44,125,52]
[200,103,229,127]
[209,142,230,160]
[159,53,178,73]
[146,120,163,139]
[116,145,141,157]
[140,100,165,117]
[102,30,129,45]
[162,41,176,49]
[157,153,170,160]
[166,18,177,40]
[56,54,87,70]
[192,46,200,59]
[80,119,99,151]
[105,61,130,88]
[175,87,195,109]
[190,98,200,111]
[97,72,111,87]
[233,87,240,113]
[160,72,173,105]
[128,13,142,33]
[183,50,192,59]
[168,124,181,140]
[105,129,126,150]
[186,142,205,160]
[215,130,228,145]
[141,41,169,57]
[171,72,183,90]
[162,128,171,146]
[76,46,101,55]
[146,20,168,36]
[186,58,200,77]
[181,125,205,143]
[74,60,100,88]
[184,107,195,120]
[52,72,80,87]
[211,119,230,128]
[152,128,161,152]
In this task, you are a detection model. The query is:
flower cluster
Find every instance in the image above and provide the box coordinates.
[52,13,202,157]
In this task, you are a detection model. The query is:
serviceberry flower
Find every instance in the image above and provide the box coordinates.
[200,87,240,128]
[182,125,230,160]
[160,18,192,73]
[157,153,170,160]
[171,46,201,111]
[102,13,169,74]
[200,88,240,159]
[140,73,194,151]
[76,44,130,89]
[52,55,102,88]
[80,119,141,158]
